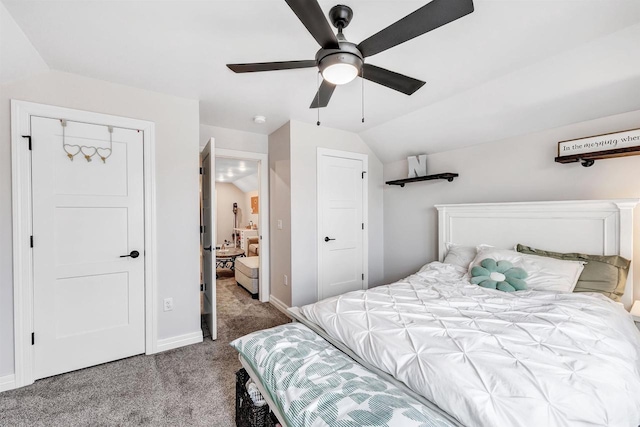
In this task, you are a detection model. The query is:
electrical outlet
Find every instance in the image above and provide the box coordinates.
[163,297,174,312]
[283,275,288,286]
[277,220,283,230]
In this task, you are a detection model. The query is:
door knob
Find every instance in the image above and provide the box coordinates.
[204,246,212,252]
[324,237,336,242]
[120,250,140,259]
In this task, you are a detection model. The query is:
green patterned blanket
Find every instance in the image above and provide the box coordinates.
[230,323,457,427]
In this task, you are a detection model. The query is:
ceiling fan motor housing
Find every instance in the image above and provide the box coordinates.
[316,41,364,77]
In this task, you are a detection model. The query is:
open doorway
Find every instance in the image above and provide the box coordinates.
[214,156,260,295]
[200,140,270,341]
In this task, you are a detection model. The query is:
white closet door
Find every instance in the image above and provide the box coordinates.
[318,153,365,300]
[31,117,145,380]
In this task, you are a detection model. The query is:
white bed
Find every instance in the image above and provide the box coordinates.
[436,199,638,309]
[300,262,640,426]
[241,199,640,427]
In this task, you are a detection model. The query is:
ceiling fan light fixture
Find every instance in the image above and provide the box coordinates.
[322,63,358,85]
[318,53,362,85]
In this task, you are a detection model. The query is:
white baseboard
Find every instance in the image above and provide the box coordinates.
[0,374,16,393]
[269,295,292,319]
[156,330,203,353]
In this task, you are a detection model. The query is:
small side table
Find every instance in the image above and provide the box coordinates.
[215,248,245,278]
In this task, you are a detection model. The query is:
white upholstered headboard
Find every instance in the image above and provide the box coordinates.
[436,199,639,309]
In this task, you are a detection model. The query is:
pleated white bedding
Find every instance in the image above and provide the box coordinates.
[300,262,640,427]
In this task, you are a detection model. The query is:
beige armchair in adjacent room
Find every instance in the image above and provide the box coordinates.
[247,236,259,257]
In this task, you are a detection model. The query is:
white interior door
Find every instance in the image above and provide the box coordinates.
[31,117,145,380]
[318,151,366,300]
[201,141,217,340]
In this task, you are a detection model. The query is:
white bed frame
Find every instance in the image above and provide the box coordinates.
[436,199,639,309]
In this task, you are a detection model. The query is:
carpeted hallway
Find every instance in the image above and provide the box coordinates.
[0,270,290,426]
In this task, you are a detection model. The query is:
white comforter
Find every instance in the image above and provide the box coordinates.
[300,262,640,427]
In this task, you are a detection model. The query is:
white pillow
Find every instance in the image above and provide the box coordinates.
[443,243,477,271]
[469,247,585,293]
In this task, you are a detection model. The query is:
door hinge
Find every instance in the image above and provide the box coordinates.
[362,223,364,230]
[200,283,204,292]
[204,282,207,291]
[22,135,32,150]
[200,225,204,233]
[30,236,34,248]
[361,171,366,179]
[31,332,34,345]
[199,167,203,175]
[362,273,364,280]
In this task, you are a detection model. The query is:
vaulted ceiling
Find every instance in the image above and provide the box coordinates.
[3,1,640,163]
[215,157,259,193]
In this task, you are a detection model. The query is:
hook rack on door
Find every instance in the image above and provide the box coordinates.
[61,119,113,163]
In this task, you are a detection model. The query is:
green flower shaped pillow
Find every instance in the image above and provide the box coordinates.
[471,258,528,292]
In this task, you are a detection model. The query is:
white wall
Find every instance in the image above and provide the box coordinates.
[0,2,48,84]
[0,71,201,377]
[216,182,249,246]
[383,109,640,304]
[200,123,267,153]
[268,122,292,307]
[289,121,385,307]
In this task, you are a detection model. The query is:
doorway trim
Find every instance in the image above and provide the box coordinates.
[214,146,270,303]
[316,148,369,301]
[10,100,158,390]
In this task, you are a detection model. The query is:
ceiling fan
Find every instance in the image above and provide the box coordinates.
[226,0,474,109]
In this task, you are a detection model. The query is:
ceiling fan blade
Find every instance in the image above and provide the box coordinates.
[309,80,336,108]
[362,64,425,95]
[227,60,316,73]
[357,0,474,58]
[285,0,340,49]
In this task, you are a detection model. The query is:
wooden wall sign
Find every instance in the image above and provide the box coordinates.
[251,196,259,214]
[556,128,640,167]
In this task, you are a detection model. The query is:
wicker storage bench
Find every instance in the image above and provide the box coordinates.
[236,368,277,427]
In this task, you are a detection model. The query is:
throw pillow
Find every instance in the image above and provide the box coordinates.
[469,247,585,293]
[516,244,630,302]
[471,258,528,292]
[442,243,478,271]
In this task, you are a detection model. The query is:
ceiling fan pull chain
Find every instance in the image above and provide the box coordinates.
[361,67,365,123]
[317,71,321,126]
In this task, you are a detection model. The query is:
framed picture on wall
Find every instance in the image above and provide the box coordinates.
[251,196,259,214]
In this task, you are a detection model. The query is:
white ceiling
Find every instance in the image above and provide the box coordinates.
[215,157,258,182]
[3,1,640,163]
[215,157,258,192]
[231,173,259,193]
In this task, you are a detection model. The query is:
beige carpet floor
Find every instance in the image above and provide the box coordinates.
[0,270,290,426]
